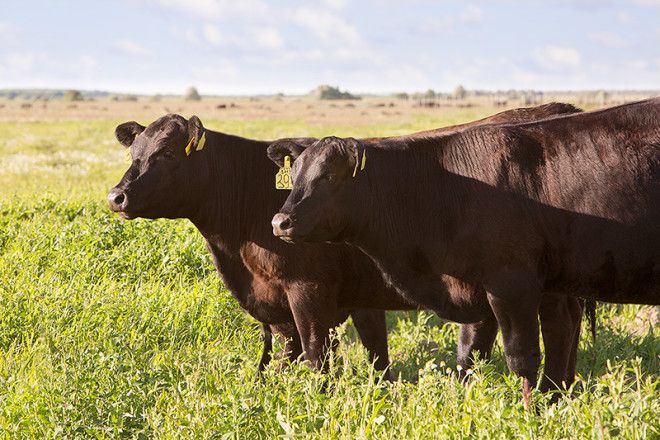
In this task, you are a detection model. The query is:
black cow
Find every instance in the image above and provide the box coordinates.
[271,98,659,403]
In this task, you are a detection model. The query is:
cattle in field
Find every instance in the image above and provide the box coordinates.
[270,98,659,403]
[107,103,585,385]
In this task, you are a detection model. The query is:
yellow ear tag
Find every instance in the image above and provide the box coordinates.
[185,137,195,156]
[196,132,206,151]
[352,150,366,177]
[124,149,132,163]
[275,155,293,190]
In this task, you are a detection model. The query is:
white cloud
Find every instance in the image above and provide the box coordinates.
[588,31,627,48]
[0,52,99,87]
[197,23,287,51]
[421,5,484,34]
[144,0,269,19]
[532,45,581,70]
[202,24,224,46]
[616,10,632,23]
[323,0,349,10]
[183,29,200,44]
[251,27,284,49]
[191,57,238,80]
[289,8,362,46]
[460,5,483,23]
[280,49,325,62]
[113,39,151,57]
[511,65,588,90]
[420,16,453,33]
[565,0,612,7]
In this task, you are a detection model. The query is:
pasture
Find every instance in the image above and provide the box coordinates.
[0,97,657,438]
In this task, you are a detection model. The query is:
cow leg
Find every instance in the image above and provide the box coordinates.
[271,322,303,368]
[350,309,393,380]
[456,315,499,376]
[563,298,583,386]
[296,321,333,371]
[538,294,583,393]
[486,272,542,408]
[257,323,273,373]
[257,322,303,374]
[289,292,341,371]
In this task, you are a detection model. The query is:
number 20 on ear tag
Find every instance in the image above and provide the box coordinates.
[276,155,293,190]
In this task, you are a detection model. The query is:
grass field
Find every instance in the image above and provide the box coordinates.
[0,98,658,438]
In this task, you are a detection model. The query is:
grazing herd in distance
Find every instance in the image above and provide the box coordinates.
[108,97,659,407]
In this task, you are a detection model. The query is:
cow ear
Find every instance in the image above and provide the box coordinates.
[267,138,309,167]
[320,136,363,171]
[115,121,146,147]
[186,115,205,153]
[342,137,362,165]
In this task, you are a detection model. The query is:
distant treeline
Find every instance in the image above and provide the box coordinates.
[1,87,658,102]
[0,89,115,101]
[0,86,200,102]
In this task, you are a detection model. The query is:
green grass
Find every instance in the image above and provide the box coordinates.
[0,115,658,438]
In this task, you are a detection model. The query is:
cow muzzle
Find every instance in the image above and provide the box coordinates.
[107,188,132,217]
[271,213,297,241]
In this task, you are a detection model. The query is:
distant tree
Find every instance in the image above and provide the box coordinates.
[393,92,409,100]
[63,90,84,102]
[425,89,436,99]
[150,94,162,102]
[453,85,467,100]
[185,87,201,101]
[311,85,360,100]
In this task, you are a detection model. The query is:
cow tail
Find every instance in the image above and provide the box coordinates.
[583,298,597,341]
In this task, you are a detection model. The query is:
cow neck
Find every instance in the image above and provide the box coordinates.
[190,131,276,250]
[350,137,456,275]
[345,137,492,320]
[186,131,281,307]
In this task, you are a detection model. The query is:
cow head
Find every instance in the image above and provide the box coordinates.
[108,114,209,219]
[268,136,364,243]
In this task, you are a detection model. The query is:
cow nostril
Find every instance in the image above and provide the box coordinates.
[279,217,291,230]
[272,213,292,232]
[108,189,128,211]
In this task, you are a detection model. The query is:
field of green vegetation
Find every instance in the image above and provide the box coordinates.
[0,108,658,438]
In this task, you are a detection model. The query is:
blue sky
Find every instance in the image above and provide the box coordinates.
[1,0,658,94]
